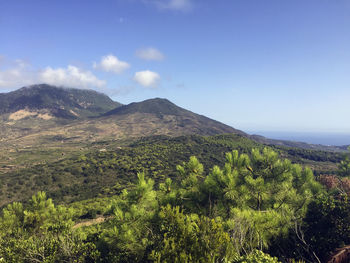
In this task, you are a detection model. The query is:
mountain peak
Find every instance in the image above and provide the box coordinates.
[0,84,121,119]
[104,97,246,136]
[104,97,193,116]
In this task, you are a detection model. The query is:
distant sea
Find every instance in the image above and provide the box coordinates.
[248,131,350,146]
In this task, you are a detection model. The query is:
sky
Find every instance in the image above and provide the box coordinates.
[1,0,350,133]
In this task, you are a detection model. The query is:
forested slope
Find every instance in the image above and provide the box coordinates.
[0,134,343,207]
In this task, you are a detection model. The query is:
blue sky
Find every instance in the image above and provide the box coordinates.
[1,0,350,133]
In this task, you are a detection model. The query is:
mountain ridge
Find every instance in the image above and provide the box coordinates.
[0,85,248,173]
[0,84,347,152]
[0,84,121,119]
[102,97,246,136]
[104,98,195,116]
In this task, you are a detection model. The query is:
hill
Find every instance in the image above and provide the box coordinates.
[105,97,206,116]
[103,98,246,136]
[106,97,347,152]
[0,91,249,173]
[1,85,344,152]
[0,84,121,119]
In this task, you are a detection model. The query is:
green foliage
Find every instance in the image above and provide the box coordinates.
[272,145,344,163]
[150,205,234,263]
[338,146,350,177]
[0,134,259,206]
[92,148,314,262]
[338,156,350,177]
[176,156,205,211]
[0,146,327,262]
[233,250,280,263]
[270,149,350,262]
[0,134,335,208]
[98,173,158,262]
[200,148,322,253]
[303,194,350,261]
[0,192,99,262]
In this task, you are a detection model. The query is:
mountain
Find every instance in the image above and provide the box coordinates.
[104,98,347,151]
[0,84,121,119]
[105,98,199,116]
[0,87,247,173]
[0,84,344,177]
[103,98,246,136]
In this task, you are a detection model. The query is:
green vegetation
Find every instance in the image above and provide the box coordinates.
[0,191,99,262]
[0,134,339,207]
[1,85,349,262]
[0,134,260,206]
[2,147,344,262]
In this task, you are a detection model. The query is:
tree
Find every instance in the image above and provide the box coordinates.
[303,194,350,261]
[98,173,158,262]
[233,249,280,263]
[150,205,234,263]
[180,148,322,254]
[338,147,350,177]
[176,156,205,212]
[0,192,99,263]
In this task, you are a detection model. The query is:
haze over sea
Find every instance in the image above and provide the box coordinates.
[248,131,350,146]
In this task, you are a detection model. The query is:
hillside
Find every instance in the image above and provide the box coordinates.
[1,85,345,154]
[0,134,341,207]
[103,98,246,136]
[0,88,249,172]
[0,85,346,177]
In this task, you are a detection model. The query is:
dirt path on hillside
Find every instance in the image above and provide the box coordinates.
[73,215,112,229]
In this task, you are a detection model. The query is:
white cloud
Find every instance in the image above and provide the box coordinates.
[39,65,106,89]
[0,60,36,89]
[133,70,160,88]
[136,47,164,61]
[93,54,130,74]
[145,0,193,11]
[0,59,106,90]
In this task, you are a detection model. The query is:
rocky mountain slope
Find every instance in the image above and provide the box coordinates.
[103,98,246,136]
[0,85,246,172]
[0,84,121,119]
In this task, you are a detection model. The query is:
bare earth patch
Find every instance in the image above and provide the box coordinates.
[70,110,79,117]
[9,110,37,120]
[37,113,53,120]
[73,216,111,229]
[8,110,53,120]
